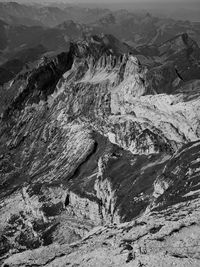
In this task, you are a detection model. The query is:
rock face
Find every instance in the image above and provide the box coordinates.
[3,196,200,267]
[1,33,200,266]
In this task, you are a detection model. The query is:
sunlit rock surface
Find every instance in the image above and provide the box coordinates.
[1,33,200,266]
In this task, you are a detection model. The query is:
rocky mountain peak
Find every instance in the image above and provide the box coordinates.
[72,34,135,59]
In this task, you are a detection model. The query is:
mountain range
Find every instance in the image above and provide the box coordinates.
[0,2,200,267]
[0,2,200,86]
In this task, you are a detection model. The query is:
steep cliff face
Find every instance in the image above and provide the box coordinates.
[1,33,200,265]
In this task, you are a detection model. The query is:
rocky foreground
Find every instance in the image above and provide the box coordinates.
[1,33,200,266]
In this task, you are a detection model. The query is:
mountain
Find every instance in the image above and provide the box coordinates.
[0,19,68,56]
[92,10,200,46]
[1,32,200,266]
[0,44,47,86]
[0,2,200,45]
[0,1,43,26]
[1,2,200,88]
[57,10,200,48]
[0,18,71,85]
[0,2,110,27]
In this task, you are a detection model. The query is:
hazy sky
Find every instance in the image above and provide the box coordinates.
[64,0,193,1]
[59,0,197,2]
[0,0,198,2]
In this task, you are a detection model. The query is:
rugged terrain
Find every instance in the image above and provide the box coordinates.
[1,2,200,87]
[0,31,200,266]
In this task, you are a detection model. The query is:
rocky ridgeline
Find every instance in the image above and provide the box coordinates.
[0,33,200,265]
